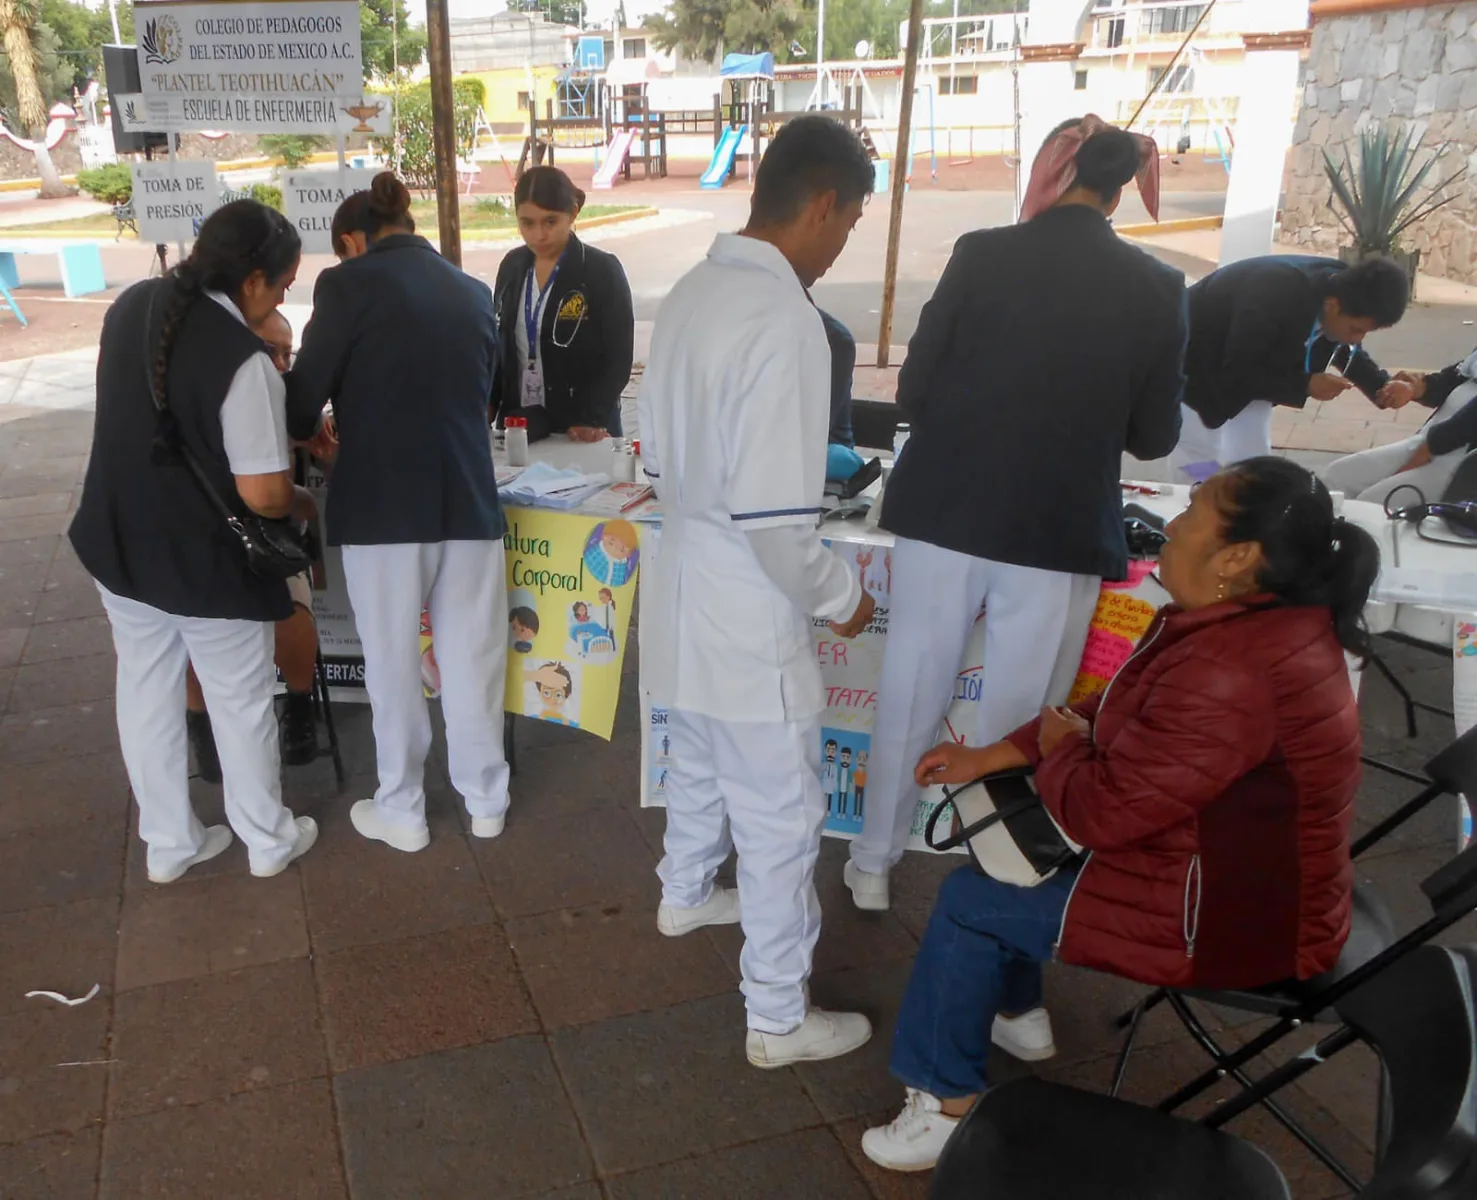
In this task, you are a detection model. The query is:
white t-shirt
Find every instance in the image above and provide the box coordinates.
[205,291,290,477]
[637,234,857,724]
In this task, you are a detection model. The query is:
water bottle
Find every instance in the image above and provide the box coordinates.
[505,417,529,467]
[892,422,911,462]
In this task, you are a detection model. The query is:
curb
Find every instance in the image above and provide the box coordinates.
[1116,215,1224,237]
[459,206,658,246]
[0,150,344,195]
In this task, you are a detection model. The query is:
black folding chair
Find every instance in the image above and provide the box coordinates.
[929,943,1477,1199]
[310,650,345,790]
[1110,814,1477,1190]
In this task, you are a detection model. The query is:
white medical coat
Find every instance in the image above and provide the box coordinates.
[638,234,853,724]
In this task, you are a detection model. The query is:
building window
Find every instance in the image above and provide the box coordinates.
[1074,69,1088,91]
[939,74,978,96]
[517,91,531,111]
[602,38,615,62]
[1146,3,1207,35]
[1149,64,1194,93]
[623,37,647,58]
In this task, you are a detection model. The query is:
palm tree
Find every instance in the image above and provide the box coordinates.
[0,0,70,197]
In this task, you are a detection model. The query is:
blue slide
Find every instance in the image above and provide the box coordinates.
[700,125,747,190]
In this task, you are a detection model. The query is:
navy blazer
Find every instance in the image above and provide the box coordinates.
[1184,255,1391,428]
[491,234,635,440]
[882,205,1186,581]
[286,234,504,546]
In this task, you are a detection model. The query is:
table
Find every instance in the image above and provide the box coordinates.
[0,240,107,299]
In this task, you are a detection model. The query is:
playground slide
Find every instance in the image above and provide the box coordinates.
[592,129,638,190]
[700,125,747,190]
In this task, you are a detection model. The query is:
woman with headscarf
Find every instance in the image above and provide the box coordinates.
[845,117,1189,929]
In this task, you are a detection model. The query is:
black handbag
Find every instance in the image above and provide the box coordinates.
[143,300,315,582]
[924,766,1082,887]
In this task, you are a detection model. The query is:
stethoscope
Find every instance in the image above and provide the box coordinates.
[524,248,586,352]
[1305,324,1351,374]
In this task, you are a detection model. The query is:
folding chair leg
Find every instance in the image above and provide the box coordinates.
[1109,989,1164,1098]
[504,712,517,777]
[1367,649,1418,737]
[315,652,345,791]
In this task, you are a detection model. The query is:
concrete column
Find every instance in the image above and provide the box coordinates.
[1219,0,1313,265]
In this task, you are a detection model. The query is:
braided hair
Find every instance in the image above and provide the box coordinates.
[150,200,302,415]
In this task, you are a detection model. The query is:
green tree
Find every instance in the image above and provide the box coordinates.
[0,0,70,195]
[0,18,72,118]
[36,0,128,92]
[372,76,484,191]
[360,0,425,82]
[649,0,807,61]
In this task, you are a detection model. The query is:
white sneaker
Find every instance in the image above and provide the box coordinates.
[350,799,430,853]
[147,824,234,884]
[657,887,741,936]
[470,814,506,839]
[861,1089,961,1173]
[251,816,319,878]
[991,1007,1057,1062]
[844,860,890,912]
[746,1008,872,1068]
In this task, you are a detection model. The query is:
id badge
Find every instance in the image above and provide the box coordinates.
[522,363,546,409]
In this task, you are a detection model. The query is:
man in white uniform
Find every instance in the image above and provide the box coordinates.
[639,116,878,1068]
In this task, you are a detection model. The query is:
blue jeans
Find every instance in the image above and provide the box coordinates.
[890,864,1077,1099]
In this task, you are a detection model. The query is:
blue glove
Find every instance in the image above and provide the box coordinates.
[827,443,865,482]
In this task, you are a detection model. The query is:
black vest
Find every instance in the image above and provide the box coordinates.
[70,279,293,623]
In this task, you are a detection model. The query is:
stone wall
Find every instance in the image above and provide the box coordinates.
[1281,1,1477,285]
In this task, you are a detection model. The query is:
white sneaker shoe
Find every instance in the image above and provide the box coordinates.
[746,1008,872,1068]
[991,1007,1057,1062]
[657,887,741,936]
[861,1089,961,1173]
[147,824,234,884]
[470,814,506,839]
[844,860,890,912]
[350,799,430,853]
[251,816,319,878]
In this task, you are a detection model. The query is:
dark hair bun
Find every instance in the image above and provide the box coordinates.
[367,171,412,220]
[1074,128,1141,195]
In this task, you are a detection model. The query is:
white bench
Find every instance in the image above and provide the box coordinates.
[0,240,107,299]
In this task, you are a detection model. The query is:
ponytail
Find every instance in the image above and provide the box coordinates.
[1220,456,1381,662]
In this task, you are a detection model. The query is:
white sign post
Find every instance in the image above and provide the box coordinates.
[132,0,374,133]
[283,166,377,253]
[130,160,221,243]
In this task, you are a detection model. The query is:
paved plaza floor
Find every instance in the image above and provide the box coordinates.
[0,351,1473,1199]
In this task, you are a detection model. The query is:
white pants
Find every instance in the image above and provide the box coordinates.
[1322,392,1471,507]
[850,538,1099,876]
[342,541,510,828]
[98,585,300,877]
[657,709,825,1034]
[1168,400,1275,483]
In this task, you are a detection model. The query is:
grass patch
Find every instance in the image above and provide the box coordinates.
[1,212,130,236]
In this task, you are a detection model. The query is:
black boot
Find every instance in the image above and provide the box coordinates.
[280,690,318,767]
[187,709,222,784]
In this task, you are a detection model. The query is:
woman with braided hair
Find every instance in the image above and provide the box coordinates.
[70,199,318,883]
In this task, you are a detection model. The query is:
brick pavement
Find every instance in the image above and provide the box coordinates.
[0,354,1472,1199]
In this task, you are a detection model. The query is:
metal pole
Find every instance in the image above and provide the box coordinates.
[425,0,462,265]
[876,0,925,370]
[816,0,826,107]
[107,0,122,44]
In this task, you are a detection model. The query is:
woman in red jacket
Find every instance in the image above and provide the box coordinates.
[861,456,1378,1173]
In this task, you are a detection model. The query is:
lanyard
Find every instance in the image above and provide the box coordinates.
[524,259,561,367]
[1305,322,1348,374]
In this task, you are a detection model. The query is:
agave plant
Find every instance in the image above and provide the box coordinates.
[1321,123,1467,257]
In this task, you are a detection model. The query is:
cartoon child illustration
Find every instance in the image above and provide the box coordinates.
[822,739,839,815]
[526,661,578,727]
[852,750,868,819]
[509,606,539,654]
[837,746,853,815]
[596,586,617,634]
[584,519,639,588]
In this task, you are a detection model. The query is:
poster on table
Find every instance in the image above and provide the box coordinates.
[130,0,384,134]
[129,160,220,241]
[282,167,378,253]
[639,529,1168,855]
[302,462,639,739]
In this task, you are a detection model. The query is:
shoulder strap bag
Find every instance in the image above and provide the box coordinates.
[924,766,1082,888]
[143,296,315,582]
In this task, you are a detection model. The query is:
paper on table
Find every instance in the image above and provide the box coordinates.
[500,461,612,510]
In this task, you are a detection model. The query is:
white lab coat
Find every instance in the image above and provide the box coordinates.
[639,233,859,1032]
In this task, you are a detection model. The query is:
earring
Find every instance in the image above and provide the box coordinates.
[1216,578,1228,601]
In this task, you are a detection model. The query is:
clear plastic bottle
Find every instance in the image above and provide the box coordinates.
[892,422,911,462]
[505,417,529,467]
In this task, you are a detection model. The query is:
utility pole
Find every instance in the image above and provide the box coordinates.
[876,0,926,369]
[425,0,462,265]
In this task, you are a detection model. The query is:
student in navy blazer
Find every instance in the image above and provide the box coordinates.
[286,173,511,856]
[492,167,635,443]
